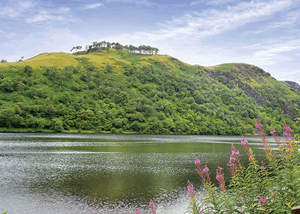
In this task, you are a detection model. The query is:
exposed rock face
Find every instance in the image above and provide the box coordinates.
[280,81,300,92]
[203,63,299,118]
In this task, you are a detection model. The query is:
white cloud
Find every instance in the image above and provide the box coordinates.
[242,8,300,35]
[132,0,293,42]
[0,1,72,23]
[25,7,71,23]
[18,1,36,9]
[0,0,37,18]
[249,40,300,65]
[25,12,64,23]
[57,7,71,13]
[282,70,300,76]
[105,0,153,6]
[82,3,104,10]
[191,0,235,6]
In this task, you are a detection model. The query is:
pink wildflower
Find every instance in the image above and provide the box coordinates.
[270,129,276,135]
[195,157,201,166]
[227,144,241,177]
[283,122,293,142]
[149,199,156,214]
[255,119,263,130]
[259,196,268,206]
[270,127,284,155]
[203,166,209,174]
[195,158,210,186]
[261,161,268,177]
[195,158,205,185]
[187,180,196,198]
[241,136,254,162]
[255,120,274,164]
[136,208,141,214]
[216,166,226,192]
[202,165,211,184]
[241,137,249,146]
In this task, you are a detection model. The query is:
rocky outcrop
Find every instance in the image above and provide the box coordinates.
[280,81,300,92]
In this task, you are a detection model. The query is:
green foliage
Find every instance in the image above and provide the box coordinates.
[24,65,33,76]
[106,64,113,72]
[0,78,14,93]
[53,119,64,132]
[0,53,298,134]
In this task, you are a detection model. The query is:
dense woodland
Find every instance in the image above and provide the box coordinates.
[0,48,299,135]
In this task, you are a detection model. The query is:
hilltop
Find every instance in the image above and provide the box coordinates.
[0,48,299,134]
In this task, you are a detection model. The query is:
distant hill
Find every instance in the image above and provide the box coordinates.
[0,49,298,134]
[280,80,300,92]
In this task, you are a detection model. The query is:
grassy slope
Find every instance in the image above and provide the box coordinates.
[1,51,298,104]
[0,50,299,134]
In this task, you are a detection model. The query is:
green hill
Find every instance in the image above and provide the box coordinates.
[0,50,298,135]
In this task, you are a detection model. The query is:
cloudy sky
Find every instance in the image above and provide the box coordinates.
[1,0,300,83]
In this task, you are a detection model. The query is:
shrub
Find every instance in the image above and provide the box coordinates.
[24,65,33,76]
[106,64,113,72]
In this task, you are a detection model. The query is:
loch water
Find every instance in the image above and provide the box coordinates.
[0,133,271,214]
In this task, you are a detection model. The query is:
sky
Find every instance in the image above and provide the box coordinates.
[1,0,300,84]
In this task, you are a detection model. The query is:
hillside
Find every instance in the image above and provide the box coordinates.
[0,50,299,135]
[280,80,300,92]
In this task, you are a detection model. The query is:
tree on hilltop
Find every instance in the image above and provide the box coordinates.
[18,56,24,62]
[106,42,111,53]
[74,41,159,55]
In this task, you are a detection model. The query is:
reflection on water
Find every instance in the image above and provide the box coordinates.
[0,133,271,213]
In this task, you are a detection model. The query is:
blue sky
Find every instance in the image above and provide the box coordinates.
[1,0,300,83]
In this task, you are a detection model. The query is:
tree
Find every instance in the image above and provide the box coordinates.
[92,41,98,48]
[115,43,123,52]
[124,45,129,51]
[111,42,116,49]
[24,65,33,76]
[0,78,14,92]
[138,45,142,54]
[18,56,24,62]
[53,119,64,132]
[106,42,111,53]
[75,46,82,52]
[101,41,107,49]
[0,59,7,63]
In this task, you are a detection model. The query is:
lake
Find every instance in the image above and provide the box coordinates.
[0,133,271,214]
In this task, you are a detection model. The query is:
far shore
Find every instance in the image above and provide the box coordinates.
[0,128,263,136]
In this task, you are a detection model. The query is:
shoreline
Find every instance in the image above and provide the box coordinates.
[0,128,262,136]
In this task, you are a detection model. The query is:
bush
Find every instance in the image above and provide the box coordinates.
[24,65,33,76]
[53,120,64,132]
[0,78,14,93]
[106,64,113,72]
